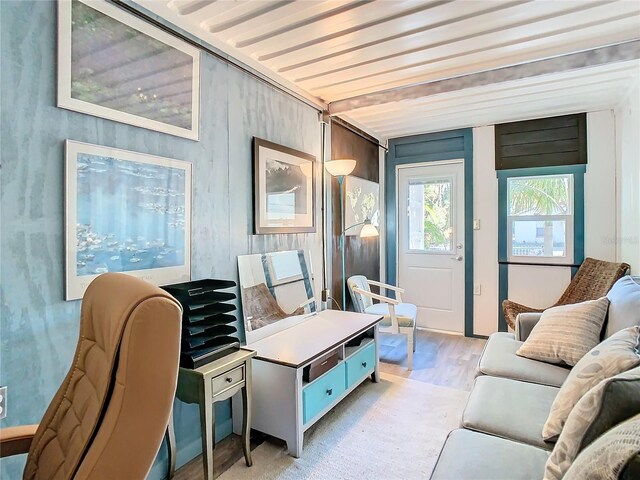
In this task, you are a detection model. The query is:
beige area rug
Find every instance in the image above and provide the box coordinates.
[221,373,468,480]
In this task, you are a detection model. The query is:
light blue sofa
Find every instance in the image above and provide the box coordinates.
[430,276,640,480]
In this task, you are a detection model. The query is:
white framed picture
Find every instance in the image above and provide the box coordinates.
[65,140,192,300]
[58,0,200,140]
[345,176,380,236]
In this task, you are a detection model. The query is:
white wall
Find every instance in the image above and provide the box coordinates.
[472,126,499,336]
[471,111,618,335]
[615,79,640,272]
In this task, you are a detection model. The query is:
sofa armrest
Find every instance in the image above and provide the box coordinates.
[515,313,543,341]
[0,424,38,458]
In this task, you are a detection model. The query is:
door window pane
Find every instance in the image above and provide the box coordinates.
[408,178,453,252]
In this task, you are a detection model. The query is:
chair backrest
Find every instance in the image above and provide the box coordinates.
[347,275,372,313]
[557,257,630,306]
[24,273,182,480]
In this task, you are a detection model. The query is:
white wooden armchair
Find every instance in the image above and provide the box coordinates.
[347,275,417,370]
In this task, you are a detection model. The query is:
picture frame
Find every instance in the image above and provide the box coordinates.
[253,138,316,234]
[345,176,380,236]
[58,0,200,140]
[65,140,192,300]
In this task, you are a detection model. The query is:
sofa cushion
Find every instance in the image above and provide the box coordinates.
[462,376,558,450]
[606,275,640,338]
[430,429,549,480]
[477,333,571,387]
[543,326,640,441]
[545,366,640,480]
[517,297,610,366]
[563,413,640,480]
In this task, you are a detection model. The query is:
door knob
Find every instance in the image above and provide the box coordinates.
[451,255,463,261]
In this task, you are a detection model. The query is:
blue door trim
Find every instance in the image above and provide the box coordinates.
[386,129,474,337]
[496,165,586,331]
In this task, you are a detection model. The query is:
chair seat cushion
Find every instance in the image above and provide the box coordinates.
[462,376,559,450]
[365,303,416,327]
[477,332,571,387]
[430,429,549,480]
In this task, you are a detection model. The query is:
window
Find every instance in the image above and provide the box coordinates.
[507,174,573,263]
[407,177,453,252]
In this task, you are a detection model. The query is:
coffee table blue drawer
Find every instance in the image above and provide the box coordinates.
[346,342,376,388]
[303,363,346,424]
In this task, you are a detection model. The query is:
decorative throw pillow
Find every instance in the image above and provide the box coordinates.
[542,326,640,441]
[562,413,640,480]
[517,297,610,366]
[544,365,640,480]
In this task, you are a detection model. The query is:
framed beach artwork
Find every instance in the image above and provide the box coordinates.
[253,138,316,234]
[65,140,192,300]
[58,0,200,139]
[345,176,380,236]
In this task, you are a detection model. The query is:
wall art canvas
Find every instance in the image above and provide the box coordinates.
[253,138,316,234]
[65,140,192,300]
[58,0,200,139]
[345,176,380,236]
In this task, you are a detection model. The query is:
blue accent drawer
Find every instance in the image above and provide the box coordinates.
[345,342,376,388]
[303,363,346,424]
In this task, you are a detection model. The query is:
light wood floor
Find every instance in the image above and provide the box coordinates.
[173,329,486,479]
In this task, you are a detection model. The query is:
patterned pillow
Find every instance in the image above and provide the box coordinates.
[544,365,640,480]
[562,413,640,480]
[517,297,610,366]
[542,326,640,441]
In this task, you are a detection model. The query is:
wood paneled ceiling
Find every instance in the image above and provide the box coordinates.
[135,0,640,139]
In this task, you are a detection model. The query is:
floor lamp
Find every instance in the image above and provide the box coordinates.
[326,159,379,310]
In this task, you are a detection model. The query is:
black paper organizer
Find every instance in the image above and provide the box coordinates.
[162,279,240,369]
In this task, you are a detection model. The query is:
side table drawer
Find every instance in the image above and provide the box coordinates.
[302,363,346,424]
[345,342,375,388]
[212,365,244,396]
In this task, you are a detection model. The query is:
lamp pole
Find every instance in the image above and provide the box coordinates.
[338,175,346,310]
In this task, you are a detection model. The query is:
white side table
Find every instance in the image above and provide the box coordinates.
[166,349,256,479]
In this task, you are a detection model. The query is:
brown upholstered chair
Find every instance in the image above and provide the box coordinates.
[502,257,630,329]
[0,273,182,479]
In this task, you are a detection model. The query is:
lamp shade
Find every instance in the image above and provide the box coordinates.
[325,159,356,177]
[359,223,379,238]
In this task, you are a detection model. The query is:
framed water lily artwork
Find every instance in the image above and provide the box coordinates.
[58,0,200,139]
[253,138,316,234]
[65,140,192,300]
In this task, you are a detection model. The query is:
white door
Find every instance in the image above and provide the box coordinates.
[397,161,465,333]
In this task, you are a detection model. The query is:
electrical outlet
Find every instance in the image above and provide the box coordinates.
[0,386,6,420]
[473,284,482,296]
[321,289,330,302]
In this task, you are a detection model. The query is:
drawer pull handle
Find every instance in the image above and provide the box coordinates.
[362,361,367,368]
[225,377,233,383]
[326,388,333,396]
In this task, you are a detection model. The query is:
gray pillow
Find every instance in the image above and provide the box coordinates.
[544,366,640,480]
[517,297,610,367]
[542,326,640,441]
[563,413,640,480]
[606,276,640,337]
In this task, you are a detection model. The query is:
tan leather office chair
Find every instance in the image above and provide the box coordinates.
[0,273,182,479]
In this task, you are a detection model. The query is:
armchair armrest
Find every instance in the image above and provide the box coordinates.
[0,424,38,458]
[515,313,543,341]
[366,280,405,294]
[352,287,400,305]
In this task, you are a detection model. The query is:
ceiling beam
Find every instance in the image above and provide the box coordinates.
[328,40,640,115]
